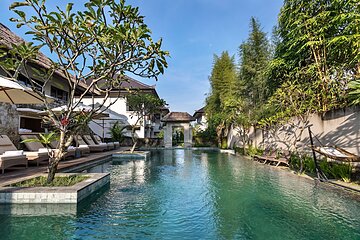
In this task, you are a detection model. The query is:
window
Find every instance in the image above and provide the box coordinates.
[20,117,43,133]
[18,74,42,91]
[154,113,161,120]
[51,86,68,101]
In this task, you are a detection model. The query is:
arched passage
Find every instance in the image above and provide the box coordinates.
[161,112,195,148]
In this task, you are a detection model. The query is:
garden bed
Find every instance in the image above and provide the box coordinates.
[0,173,109,204]
[8,175,89,187]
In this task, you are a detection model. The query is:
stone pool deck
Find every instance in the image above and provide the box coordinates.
[0,147,130,187]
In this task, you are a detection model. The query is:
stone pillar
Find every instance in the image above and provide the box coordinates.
[145,127,151,138]
[189,125,193,147]
[0,103,20,146]
[164,124,172,148]
[183,123,191,148]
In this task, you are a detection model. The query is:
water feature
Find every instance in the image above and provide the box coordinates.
[0,149,359,239]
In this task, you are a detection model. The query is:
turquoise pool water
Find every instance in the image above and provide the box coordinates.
[0,149,360,239]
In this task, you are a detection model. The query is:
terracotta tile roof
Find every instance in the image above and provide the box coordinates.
[89,75,155,90]
[193,107,205,118]
[0,23,89,92]
[87,74,159,98]
[162,112,195,122]
[119,75,155,90]
[160,106,170,114]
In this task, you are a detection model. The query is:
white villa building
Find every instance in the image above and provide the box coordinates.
[80,76,169,140]
[0,23,91,137]
[193,107,207,131]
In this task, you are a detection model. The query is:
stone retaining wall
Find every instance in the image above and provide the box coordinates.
[0,103,19,146]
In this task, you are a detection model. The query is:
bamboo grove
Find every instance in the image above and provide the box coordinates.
[205,0,360,150]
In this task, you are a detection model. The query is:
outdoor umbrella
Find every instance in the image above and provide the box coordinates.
[0,76,52,104]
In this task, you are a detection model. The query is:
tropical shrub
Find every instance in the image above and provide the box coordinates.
[157,130,164,139]
[109,121,125,143]
[193,126,217,147]
[234,146,263,157]
[330,163,352,183]
[290,153,353,182]
[302,155,316,174]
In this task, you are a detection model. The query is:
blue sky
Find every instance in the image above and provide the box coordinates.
[0,0,283,114]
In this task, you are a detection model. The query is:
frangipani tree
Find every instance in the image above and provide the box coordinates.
[127,93,166,152]
[3,0,168,183]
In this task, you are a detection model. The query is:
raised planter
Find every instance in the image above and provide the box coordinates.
[0,202,78,215]
[0,173,109,204]
[112,151,151,161]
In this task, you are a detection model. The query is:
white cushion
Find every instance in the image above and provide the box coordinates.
[3,150,24,156]
[320,147,348,158]
[99,143,107,146]
[38,148,49,153]
[19,128,32,133]
[79,145,88,148]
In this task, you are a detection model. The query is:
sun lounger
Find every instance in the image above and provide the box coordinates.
[93,135,120,149]
[71,135,90,156]
[313,146,360,162]
[254,149,276,163]
[92,135,116,150]
[254,148,290,167]
[2,134,47,166]
[0,135,28,173]
[49,140,76,159]
[271,150,291,167]
[20,135,74,161]
[83,135,108,151]
[74,135,106,152]
[77,144,91,156]
[19,135,51,165]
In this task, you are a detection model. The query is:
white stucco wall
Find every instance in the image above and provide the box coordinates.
[80,96,146,138]
[228,106,360,155]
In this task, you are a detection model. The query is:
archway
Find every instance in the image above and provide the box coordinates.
[162,112,195,148]
[172,126,184,146]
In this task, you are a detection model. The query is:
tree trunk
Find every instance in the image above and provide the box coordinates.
[47,157,60,183]
[130,139,138,153]
[299,157,304,173]
[130,126,138,153]
[242,134,247,155]
[46,131,66,183]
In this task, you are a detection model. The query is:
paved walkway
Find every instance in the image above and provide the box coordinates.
[327,180,360,193]
[0,147,129,186]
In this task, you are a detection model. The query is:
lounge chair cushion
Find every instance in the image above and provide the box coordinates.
[3,150,24,156]
[20,135,45,151]
[37,148,49,153]
[318,147,348,158]
[0,155,27,161]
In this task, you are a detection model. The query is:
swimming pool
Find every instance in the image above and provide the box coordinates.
[0,149,359,239]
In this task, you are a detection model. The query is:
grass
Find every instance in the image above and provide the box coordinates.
[9,175,89,187]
